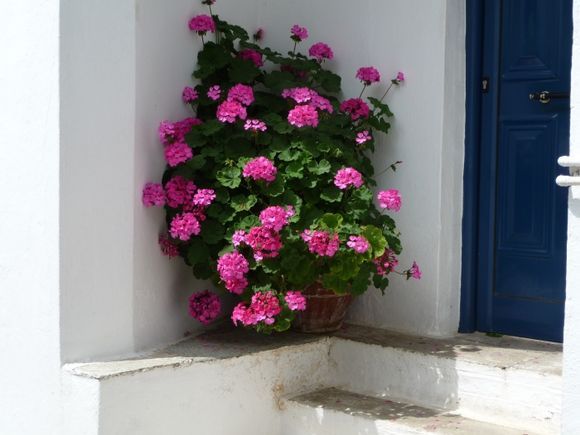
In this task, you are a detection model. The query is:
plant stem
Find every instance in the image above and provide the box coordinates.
[292,41,298,55]
[379,83,394,102]
[358,84,367,99]
[201,34,205,45]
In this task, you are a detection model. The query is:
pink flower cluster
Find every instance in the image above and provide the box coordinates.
[334,167,364,190]
[301,230,340,257]
[158,117,202,145]
[188,290,221,325]
[244,119,267,132]
[288,104,319,128]
[245,226,283,261]
[217,251,250,294]
[232,229,247,247]
[408,261,421,280]
[340,98,370,121]
[158,118,202,167]
[309,42,334,61]
[142,183,165,207]
[165,176,197,208]
[395,71,405,82]
[243,157,277,183]
[193,188,216,206]
[377,189,402,212]
[259,206,295,231]
[347,235,370,254]
[228,84,254,106]
[182,86,198,104]
[374,249,398,276]
[285,291,307,311]
[290,24,308,41]
[282,87,333,113]
[232,291,282,326]
[158,234,179,258]
[238,48,264,67]
[217,100,247,123]
[356,66,381,84]
[164,141,193,167]
[207,85,221,101]
[356,130,372,145]
[169,212,201,241]
[188,14,216,34]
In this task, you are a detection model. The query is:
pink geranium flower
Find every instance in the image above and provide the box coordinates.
[182,86,198,104]
[217,251,249,294]
[164,142,193,167]
[301,230,340,257]
[356,131,372,145]
[188,290,221,325]
[244,119,267,132]
[238,48,264,67]
[340,98,370,121]
[232,230,247,247]
[216,100,247,123]
[207,85,221,101]
[408,261,421,280]
[290,24,308,41]
[347,235,370,254]
[396,71,405,82]
[188,14,216,34]
[285,291,307,311]
[158,234,179,258]
[356,66,381,85]
[309,42,334,61]
[259,206,294,232]
[227,84,254,106]
[142,183,165,207]
[243,157,277,183]
[334,167,364,189]
[245,226,283,261]
[164,176,196,209]
[169,212,201,241]
[377,189,402,211]
[288,104,319,128]
[374,249,398,276]
[193,189,216,207]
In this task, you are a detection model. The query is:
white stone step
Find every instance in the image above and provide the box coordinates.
[331,325,562,434]
[62,328,333,435]
[282,387,534,435]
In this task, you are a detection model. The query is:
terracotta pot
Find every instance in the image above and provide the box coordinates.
[293,283,352,333]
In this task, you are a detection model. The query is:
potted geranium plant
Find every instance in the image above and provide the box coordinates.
[142,1,421,334]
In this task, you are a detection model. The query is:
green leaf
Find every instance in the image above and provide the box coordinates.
[263,71,297,93]
[316,70,342,93]
[228,58,261,83]
[351,263,373,295]
[273,317,292,332]
[238,214,260,230]
[201,219,225,245]
[231,194,257,212]
[362,225,387,258]
[320,188,343,203]
[187,239,210,266]
[319,213,343,230]
[216,166,241,188]
[307,159,331,175]
[193,262,213,280]
[373,274,390,294]
[278,148,302,162]
[285,161,304,179]
[261,177,285,196]
[321,274,349,294]
[184,131,207,148]
[186,155,206,171]
[199,119,224,136]
[195,42,231,79]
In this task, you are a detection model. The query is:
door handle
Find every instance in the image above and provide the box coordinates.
[529,91,570,104]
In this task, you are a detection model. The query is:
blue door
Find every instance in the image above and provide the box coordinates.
[477,0,572,342]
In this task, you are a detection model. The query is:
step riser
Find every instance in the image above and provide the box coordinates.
[282,402,425,435]
[64,340,331,435]
[330,339,560,434]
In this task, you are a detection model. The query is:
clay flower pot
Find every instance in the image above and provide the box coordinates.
[293,283,352,333]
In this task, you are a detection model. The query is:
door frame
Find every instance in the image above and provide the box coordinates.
[460,0,501,333]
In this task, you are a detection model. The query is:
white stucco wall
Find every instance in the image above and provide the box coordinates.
[257,0,465,337]
[60,0,261,361]
[0,1,62,433]
[562,1,580,433]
